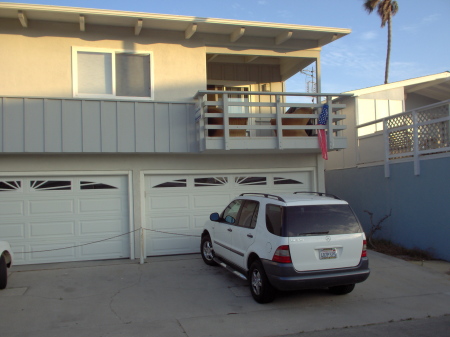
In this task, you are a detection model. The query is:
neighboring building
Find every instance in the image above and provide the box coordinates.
[326,72,450,261]
[0,3,351,265]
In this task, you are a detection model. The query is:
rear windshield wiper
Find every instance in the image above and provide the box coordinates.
[299,231,329,236]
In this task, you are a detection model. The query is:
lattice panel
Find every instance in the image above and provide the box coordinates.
[387,113,412,129]
[418,121,449,150]
[389,128,413,155]
[417,105,448,123]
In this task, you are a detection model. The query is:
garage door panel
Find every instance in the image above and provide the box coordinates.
[0,201,24,216]
[30,200,74,215]
[192,194,231,209]
[81,239,127,257]
[193,214,211,229]
[80,219,125,235]
[148,236,195,255]
[149,195,189,210]
[0,223,25,239]
[30,221,75,237]
[29,243,77,261]
[79,197,123,213]
[150,216,190,230]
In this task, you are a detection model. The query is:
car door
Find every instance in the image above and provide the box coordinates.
[212,199,243,262]
[227,200,259,268]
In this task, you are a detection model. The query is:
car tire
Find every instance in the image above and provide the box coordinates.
[201,234,217,266]
[0,255,7,290]
[328,284,355,295]
[249,260,275,303]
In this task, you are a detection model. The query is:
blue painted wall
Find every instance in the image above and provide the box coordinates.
[325,156,450,261]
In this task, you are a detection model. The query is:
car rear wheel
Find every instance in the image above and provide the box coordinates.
[201,234,217,266]
[249,260,275,303]
[0,255,7,290]
[328,284,355,295]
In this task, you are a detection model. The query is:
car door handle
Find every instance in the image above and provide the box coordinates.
[247,234,253,238]
[227,228,233,232]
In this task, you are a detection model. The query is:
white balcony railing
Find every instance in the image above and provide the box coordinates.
[194,91,351,152]
[356,99,450,177]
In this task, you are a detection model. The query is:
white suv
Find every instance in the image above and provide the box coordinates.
[201,192,370,303]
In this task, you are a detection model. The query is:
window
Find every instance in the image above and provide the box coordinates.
[73,48,153,100]
[30,180,71,191]
[237,200,259,229]
[0,181,21,192]
[266,204,283,236]
[221,200,243,224]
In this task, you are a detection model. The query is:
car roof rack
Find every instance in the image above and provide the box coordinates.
[239,193,286,202]
[293,191,341,200]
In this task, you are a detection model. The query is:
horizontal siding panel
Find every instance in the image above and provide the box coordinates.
[0,97,195,154]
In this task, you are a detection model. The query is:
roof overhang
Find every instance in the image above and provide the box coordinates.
[345,72,450,102]
[0,2,350,48]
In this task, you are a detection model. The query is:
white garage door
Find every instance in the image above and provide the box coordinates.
[144,171,313,256]
[0,175,130,265]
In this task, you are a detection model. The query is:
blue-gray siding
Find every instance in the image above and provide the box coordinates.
[0,97,197,153]
[325,157,450,261]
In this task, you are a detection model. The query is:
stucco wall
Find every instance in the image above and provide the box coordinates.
[325,156,450,261]
[0,19,206,101]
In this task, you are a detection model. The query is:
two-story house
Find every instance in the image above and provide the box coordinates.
[0,3,351,265]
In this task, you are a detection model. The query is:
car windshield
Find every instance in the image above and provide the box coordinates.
[283,204,362,237]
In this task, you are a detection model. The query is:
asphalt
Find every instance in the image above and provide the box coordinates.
[0,251,449,337]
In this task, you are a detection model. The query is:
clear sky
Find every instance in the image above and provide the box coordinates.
[10,0,450,94]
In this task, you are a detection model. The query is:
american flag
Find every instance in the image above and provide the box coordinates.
[317,104,329,160]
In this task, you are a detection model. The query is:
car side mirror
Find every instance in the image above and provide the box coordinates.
[210,212,220,221]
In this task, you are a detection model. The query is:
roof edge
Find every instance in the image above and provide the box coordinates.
[0,2,351,34]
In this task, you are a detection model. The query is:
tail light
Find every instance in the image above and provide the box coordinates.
[272,245,292,263]
[361,239,367,257]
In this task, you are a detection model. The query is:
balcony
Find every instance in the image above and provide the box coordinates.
[357,99,450,176]
[0,92,350,155]
[195,91,351,153]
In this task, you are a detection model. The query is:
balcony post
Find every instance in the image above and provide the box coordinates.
[412,110,420,176]
[223,93,230,150]
[384,119,390,178]
[326,96,333,150]
[275,94,283,149]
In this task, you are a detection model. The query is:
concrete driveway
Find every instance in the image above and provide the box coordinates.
[1,251,449,337]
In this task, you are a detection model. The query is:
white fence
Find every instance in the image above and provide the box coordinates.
[357,100,450,177]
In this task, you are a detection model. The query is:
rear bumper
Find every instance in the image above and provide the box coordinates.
[262,257,370,291]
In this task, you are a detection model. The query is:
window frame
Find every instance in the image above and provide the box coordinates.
[72,47,154,101]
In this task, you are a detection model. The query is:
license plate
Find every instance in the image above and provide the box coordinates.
[319,248,337,260]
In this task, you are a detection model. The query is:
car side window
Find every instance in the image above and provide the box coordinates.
[266,204,283,236]
[221,200,243,224]
[238,200,259,228]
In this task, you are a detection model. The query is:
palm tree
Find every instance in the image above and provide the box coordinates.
[364,0,399,84]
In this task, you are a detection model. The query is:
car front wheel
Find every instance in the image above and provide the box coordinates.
[0,255,7,290]
[201,234,217,266]
[249,260,275,303]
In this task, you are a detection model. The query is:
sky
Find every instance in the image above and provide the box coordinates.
[10,0,450,94]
